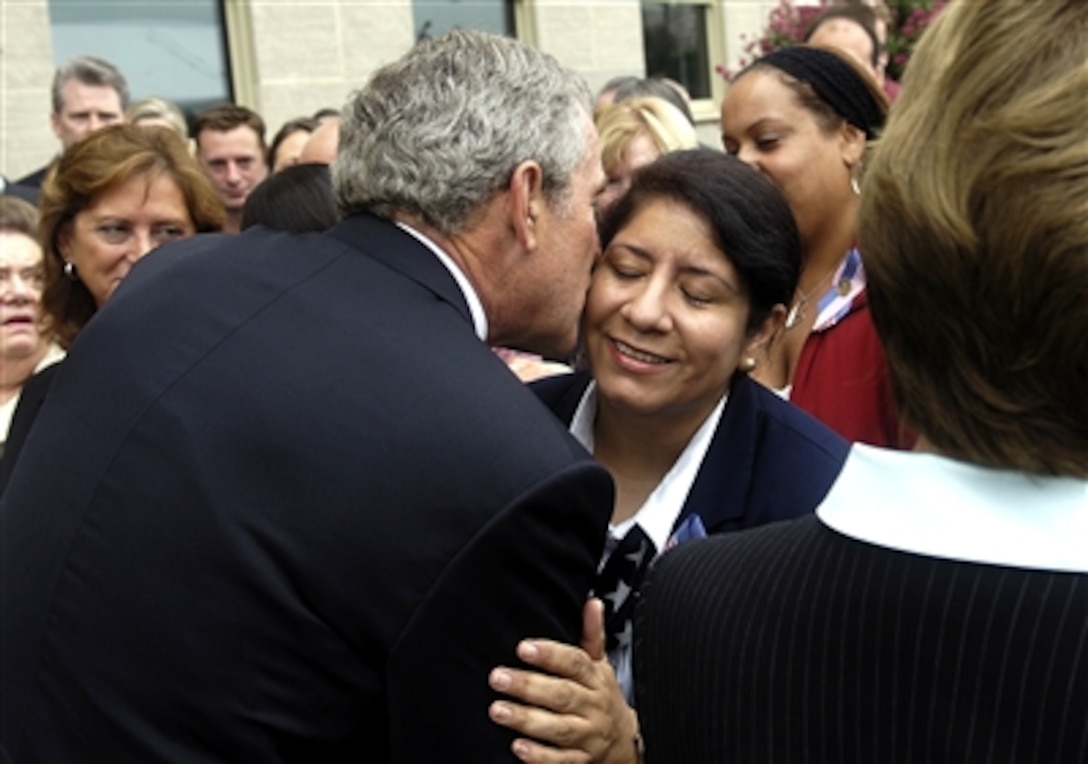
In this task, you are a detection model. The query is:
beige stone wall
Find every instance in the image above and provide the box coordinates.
[1,0,56,180]
[529,0,645,95]
[239,0,416,137]
[1,0,781,181]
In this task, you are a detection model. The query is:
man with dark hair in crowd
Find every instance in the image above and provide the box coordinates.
[14,55,129,197]
[193,103,269,232]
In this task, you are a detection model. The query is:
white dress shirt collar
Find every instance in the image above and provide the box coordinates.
[570,381,727,554]
[395,221,488,341]
[817,444,1088,574]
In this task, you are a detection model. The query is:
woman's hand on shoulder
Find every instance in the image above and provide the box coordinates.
[488,599,641,764]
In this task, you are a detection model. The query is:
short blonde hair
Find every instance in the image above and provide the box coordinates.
[859,0,1088,475]
[596,97,698,175]
[128,96,189,139]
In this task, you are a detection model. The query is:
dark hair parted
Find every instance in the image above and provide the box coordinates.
[193,103,267,151]
[242,163,338,234]
[600,149,800,333]
[40,124,224,347]
[738,45,888,138]
[859,0,1088,476]
[267,116,317,169]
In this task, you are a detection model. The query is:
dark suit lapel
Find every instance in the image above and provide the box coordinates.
[326,214,473,327]
[535,369,760,537]
[674,373,760,535]
[530,370,592,425]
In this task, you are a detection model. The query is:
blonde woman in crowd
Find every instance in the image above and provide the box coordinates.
[595,96,697,216]
[128,96,189,139]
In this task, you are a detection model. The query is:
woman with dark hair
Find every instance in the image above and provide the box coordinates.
[487,149,849,763]
[241,162,337,233]
[636,0,1088,759]
[266,116,318,173]
[1,124,222,490]
[721,45,907,448]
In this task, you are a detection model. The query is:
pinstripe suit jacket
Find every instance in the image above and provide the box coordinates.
[635,512,1088,763]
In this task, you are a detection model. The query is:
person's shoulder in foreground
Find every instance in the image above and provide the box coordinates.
[634,0,1088,759]
[636,448,1088,762]
[0,29,612,762]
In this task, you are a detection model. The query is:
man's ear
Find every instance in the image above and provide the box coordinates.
[509,159,545,252]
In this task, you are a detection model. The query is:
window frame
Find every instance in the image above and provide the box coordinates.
[640,0,725,123]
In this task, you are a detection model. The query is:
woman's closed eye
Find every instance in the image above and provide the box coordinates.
[682,288,714,306]
[610,262,643,280]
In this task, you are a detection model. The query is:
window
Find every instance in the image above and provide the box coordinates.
[48,0,231,120]
[641,2,712,100]
[412,0,515,42]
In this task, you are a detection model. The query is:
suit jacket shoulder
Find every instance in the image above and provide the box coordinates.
[530,369,589,423]
[1,215,612,761]
[530,370,847,535]
[682,373,848,533]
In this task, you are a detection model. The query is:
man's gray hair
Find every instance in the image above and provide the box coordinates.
[333,30,592,235]
[52,56,130,114]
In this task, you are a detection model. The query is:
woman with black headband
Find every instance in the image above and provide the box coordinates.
[720,45,910,448]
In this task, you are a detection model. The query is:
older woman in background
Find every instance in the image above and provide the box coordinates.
[488,150,848,763]
[1,124,222,488]
[594,96,698,216]
[721,45,907,447]
[636,0,1088,759]
[0,197,63,453]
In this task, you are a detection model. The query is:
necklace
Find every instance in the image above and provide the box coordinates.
[784,266,841,331]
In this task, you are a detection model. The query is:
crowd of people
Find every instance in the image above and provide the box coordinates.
[1,0,1084,760]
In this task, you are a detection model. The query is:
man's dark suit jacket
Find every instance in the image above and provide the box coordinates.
[0,176,39,206]
[531,370,849,538]
[13,165,47,190]
[0,215,613,762]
